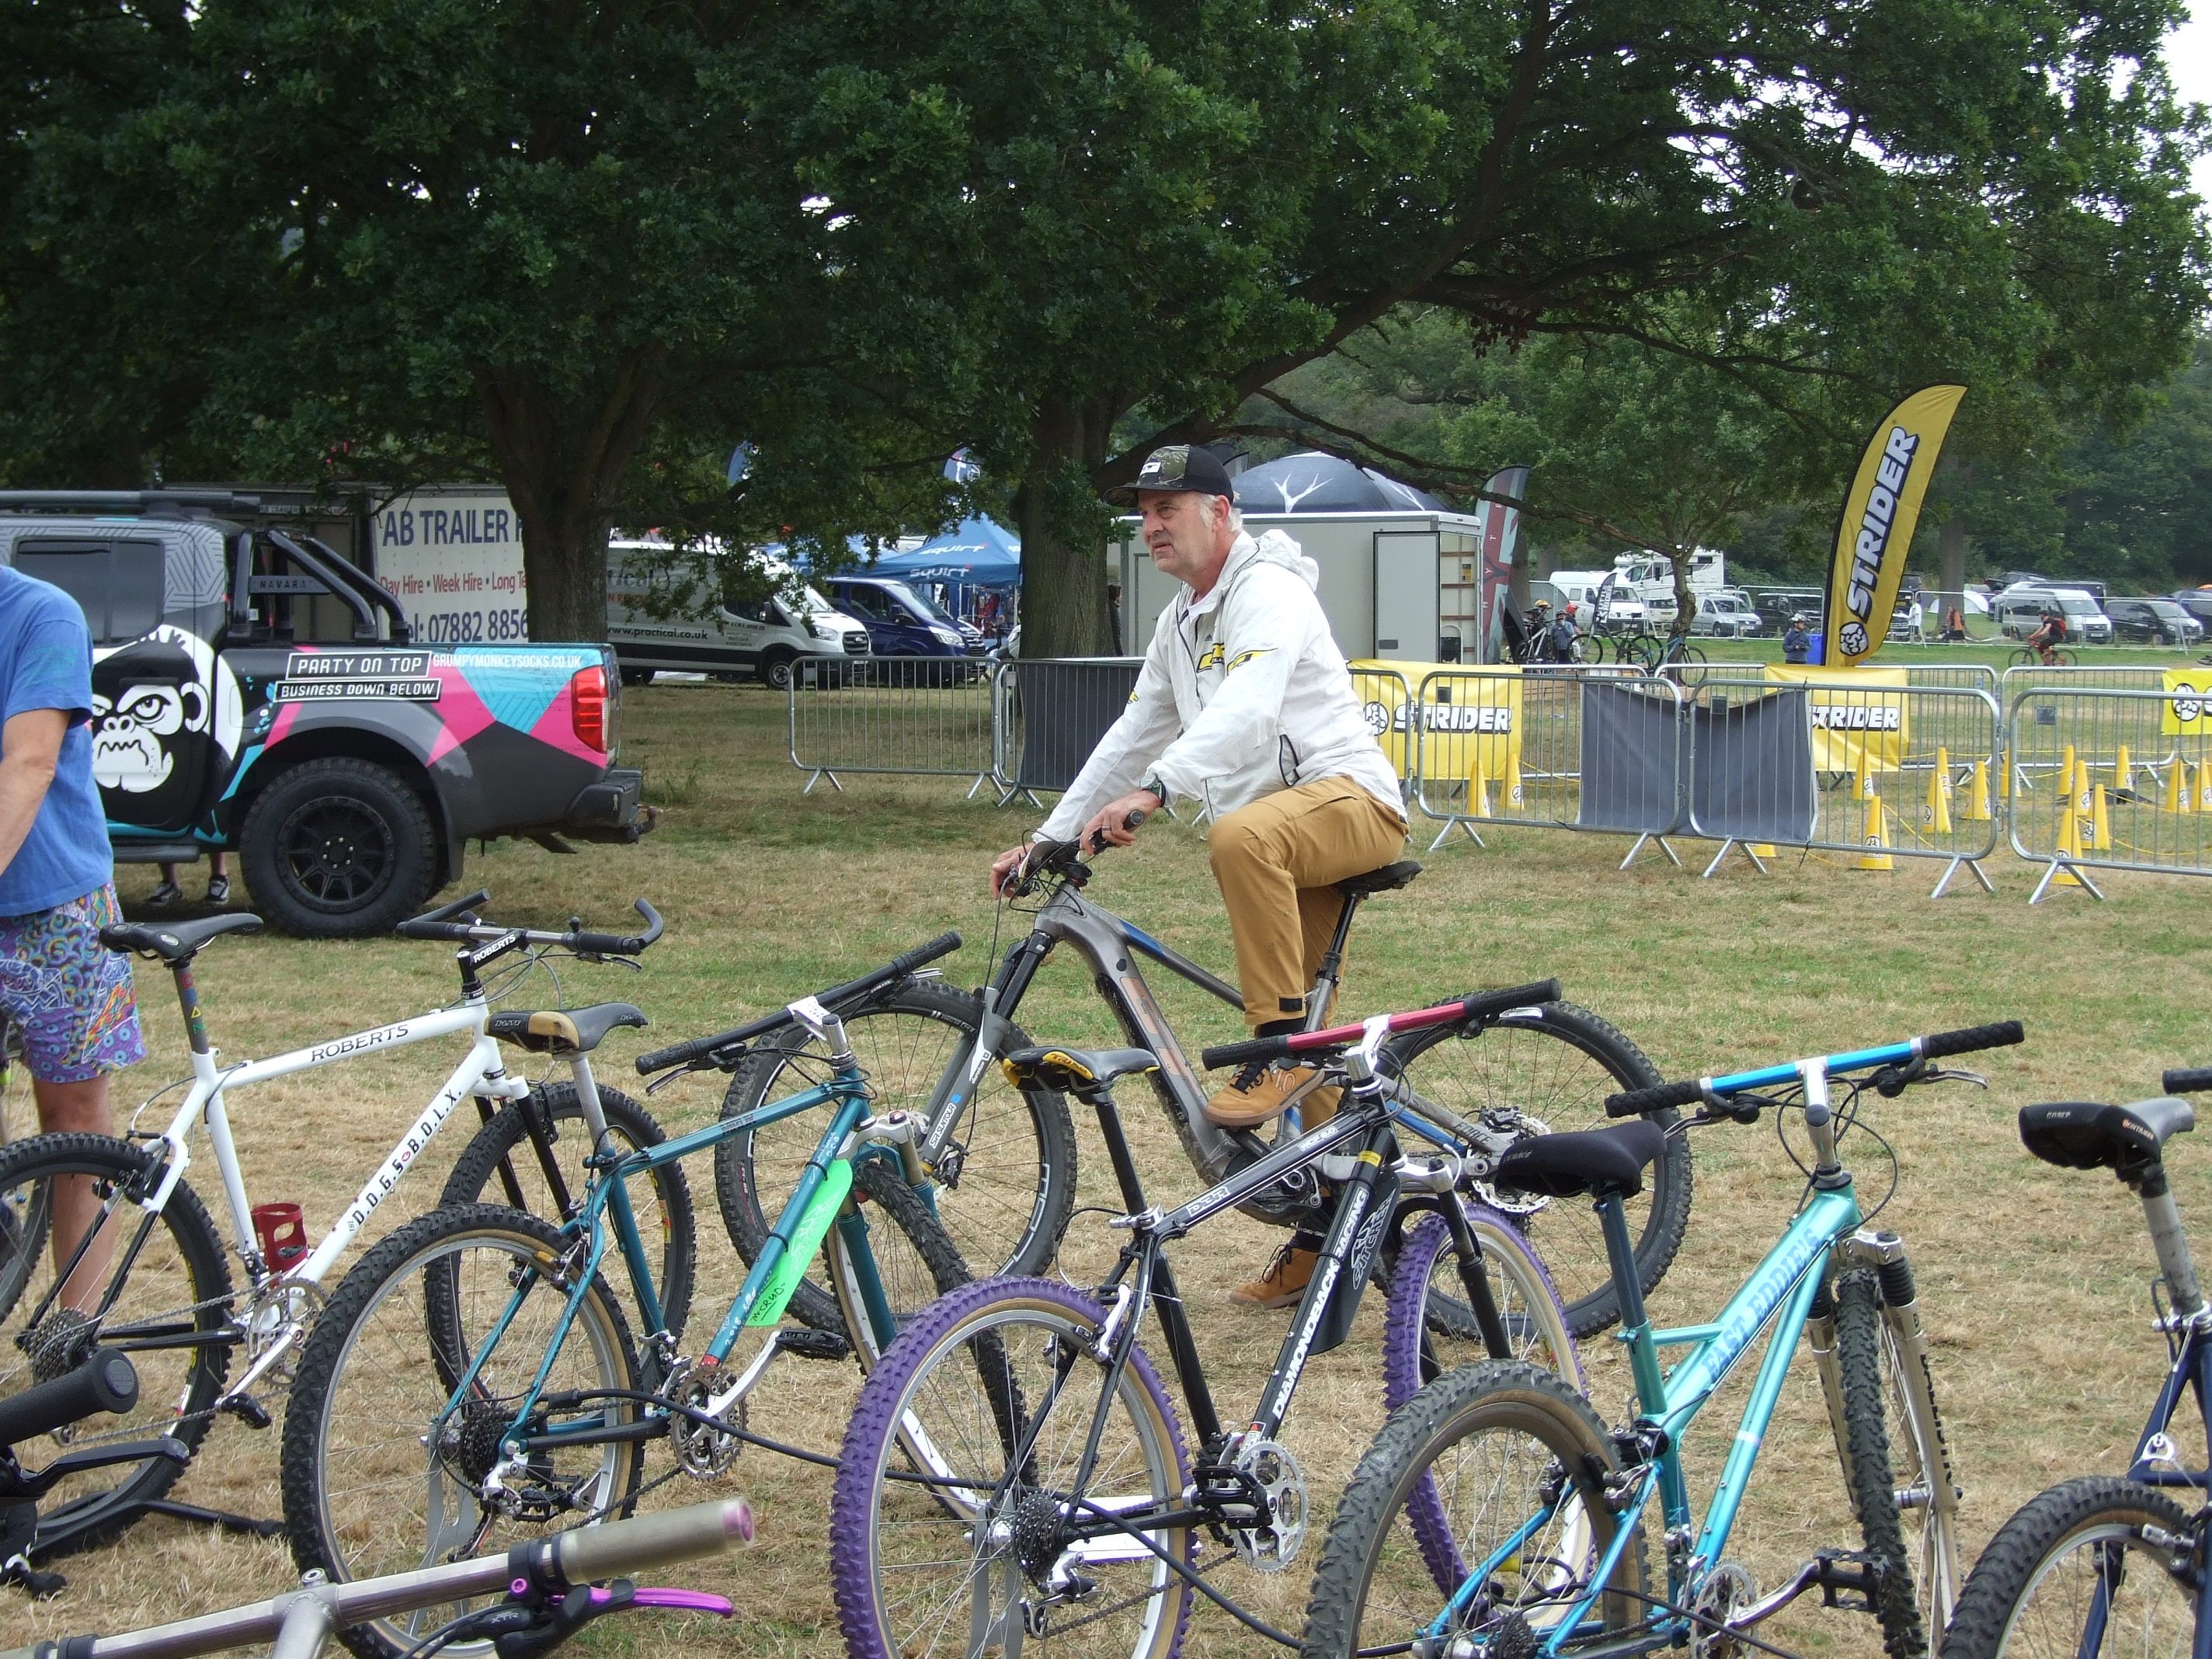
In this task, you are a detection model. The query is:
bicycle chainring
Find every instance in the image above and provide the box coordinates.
[1229,1437,1309,1573]
[666,1359,746,1478]
[1691,1560,1758,1659]
[243,1276,326,1372]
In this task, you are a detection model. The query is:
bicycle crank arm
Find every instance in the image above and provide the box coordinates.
[1720,1549,1887,1629]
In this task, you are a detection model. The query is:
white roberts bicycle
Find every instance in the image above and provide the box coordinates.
[0,888,674,1571]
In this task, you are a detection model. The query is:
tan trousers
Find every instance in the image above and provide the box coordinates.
[1207,777,1408,1035]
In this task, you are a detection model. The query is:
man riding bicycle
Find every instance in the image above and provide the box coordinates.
[2026,607,2070,665]
[989,443,1407,1306]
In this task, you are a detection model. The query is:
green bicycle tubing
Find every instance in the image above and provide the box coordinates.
[747,1157,854,1327]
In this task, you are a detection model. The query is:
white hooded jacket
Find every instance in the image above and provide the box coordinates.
[1036,528,1404,840]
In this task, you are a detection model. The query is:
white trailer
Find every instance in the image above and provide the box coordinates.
[1112,507,1504,665]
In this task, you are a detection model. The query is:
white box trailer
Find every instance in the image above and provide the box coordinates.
[1112,508,1502,664]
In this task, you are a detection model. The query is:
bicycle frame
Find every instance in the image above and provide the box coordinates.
[1444,1042,1960,1658]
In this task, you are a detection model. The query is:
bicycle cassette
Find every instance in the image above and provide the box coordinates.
[1229,1438,1308,1573]
[666,1360,746,1477]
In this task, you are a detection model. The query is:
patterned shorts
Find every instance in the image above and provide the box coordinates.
[0,885,146,1083]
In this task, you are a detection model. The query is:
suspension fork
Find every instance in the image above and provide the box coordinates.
[918,930,1051,1165]
[1438,1196,1514,1360]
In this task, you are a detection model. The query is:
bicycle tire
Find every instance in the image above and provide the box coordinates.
[1383,999,1685,1337]
[715,979,1073,1332]
[1622,635,1661,671]
[1939,1476,2194,1659]
[0,1132,231,1548]
[0,1021,52,1323]
[1570,634,1604,665]
[1299,1360,1647,1659]
[280,1204,642,1659]
[830,1276,1192,1659]
[826,1154,974,1369]
[1382,1205,1583,1410]
[1835,1268,1945,1659]
[440,1083,695,1345]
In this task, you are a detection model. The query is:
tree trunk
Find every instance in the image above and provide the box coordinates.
[1669,546,1696,638]
[1014,395,1120,659]
[1939,516,1967,611]
[476,353,664,642]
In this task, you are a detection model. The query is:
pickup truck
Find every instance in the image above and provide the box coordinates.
[0,491,652,938]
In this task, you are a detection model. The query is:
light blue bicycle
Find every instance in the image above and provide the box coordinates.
[276,933,974,1659]
[1300,1018,2026,1659]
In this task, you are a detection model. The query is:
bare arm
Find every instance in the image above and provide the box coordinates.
[0,708,68,883]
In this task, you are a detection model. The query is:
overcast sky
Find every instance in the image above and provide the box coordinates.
[2172,9,2212,198]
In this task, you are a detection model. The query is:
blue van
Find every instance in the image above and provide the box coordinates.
[825,576,983,673]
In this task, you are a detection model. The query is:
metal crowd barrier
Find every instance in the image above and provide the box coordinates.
[2006,685,2212,902]
[786,654,997,795]
[991,656,1145,806]
[1690,676,2002,896]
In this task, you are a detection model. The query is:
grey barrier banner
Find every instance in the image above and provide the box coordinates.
[786,655,995,795]
[1690,676,2002,895]
[1687,687,1816,844]
[1000,657,1144,795]
[1578,680,1688,836]
[2006,684,2212,903]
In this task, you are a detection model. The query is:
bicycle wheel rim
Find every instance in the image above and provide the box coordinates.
[839,1285,1189,1659]
[295,1217,638,1657]
[1385,1210,1582,1408]
[1996,1522,2193,1659]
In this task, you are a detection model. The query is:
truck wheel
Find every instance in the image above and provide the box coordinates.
[239,757,438,938]
[760,650,798,690]
[618,666,654,687]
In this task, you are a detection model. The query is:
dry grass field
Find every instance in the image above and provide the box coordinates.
[2,673,2207,1657]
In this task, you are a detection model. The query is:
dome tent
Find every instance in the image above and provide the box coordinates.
[1232,451,1449,514]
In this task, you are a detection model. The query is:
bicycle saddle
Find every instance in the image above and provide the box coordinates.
[99,913,264,964]
[1000,1045,1159,1097]
[1337,861,1422,900]
[1490,1118,1668,1200]
[489,1003,649,1056]
[2019,1097,2195,1172]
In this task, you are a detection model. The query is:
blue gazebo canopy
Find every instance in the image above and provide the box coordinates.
[870,517,1021,586]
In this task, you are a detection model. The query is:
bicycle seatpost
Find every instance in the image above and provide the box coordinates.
[2135,1163,2204,1320]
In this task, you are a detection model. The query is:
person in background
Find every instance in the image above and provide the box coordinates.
[1782,614,1813,663]
[150,851,229,908]
[1943,606,1967,643]
[0,559,147,1302]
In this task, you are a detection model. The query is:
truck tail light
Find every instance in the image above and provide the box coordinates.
[571,665,609,753]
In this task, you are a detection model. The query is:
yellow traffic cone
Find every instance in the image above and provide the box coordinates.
[1852,743,1876,802]
[2089,784,2112,850]
[1933,746,1955,799]
[1999,750,2012,800]
[2165,760,2186,814]
[1469,748,1493,819]
[2197,760,2212,814]
[1857,795,1895,870]
[2057,745,2078,804]
[2052,795,2085,885]
[1925,763,1953,833]
[2115,744,2134,794]
[1964,759,1993,822]
[1505,749,1526,809]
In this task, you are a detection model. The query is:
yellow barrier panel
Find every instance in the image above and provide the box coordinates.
[1353,661,1523,785]
[1765,664,1910,773]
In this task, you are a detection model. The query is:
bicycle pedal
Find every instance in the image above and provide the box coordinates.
[774,1328,852,1362]
[1809,1548,1882,1611]
[219,1393,273,1430]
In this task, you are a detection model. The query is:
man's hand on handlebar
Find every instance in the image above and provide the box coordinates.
[1078,790,1158,854]
[989,843,1033,899]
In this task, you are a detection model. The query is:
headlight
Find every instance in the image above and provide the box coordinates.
[931,626,962,645]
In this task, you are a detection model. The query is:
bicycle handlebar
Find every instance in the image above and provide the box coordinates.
[395,895,665,955]
[2163,1067,2212,1095]
[635,931,963,1075]
[0,1500,754,1659]
[1605,1020,2026,1117]
[1198,979,1563,1071]
[0,1350,137,1450]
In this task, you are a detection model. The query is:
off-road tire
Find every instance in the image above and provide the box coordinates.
[239,756,438,938]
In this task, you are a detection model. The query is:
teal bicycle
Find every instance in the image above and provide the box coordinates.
[1299,1019,2026,1659]
[277,934,974,1659]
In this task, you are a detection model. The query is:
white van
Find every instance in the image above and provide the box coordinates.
[1546,571,1649,631]
[1992,585,2113,645]
[606,539,872,688]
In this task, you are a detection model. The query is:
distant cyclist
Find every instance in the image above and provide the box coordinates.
[2026,607,2071,666]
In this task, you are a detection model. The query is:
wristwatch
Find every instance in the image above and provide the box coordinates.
[1140,776,1169,809]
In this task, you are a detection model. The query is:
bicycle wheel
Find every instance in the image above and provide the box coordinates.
[1383,1000,1685,1337]
[825,1153,973,1368]
[2009,649,2039,670]
[716,979,1074,1332]
[1834,1268,1956,1659]
[1382,1204,1582,1410]
[831,1277,1193,1659]
[1299,1360,1647,1659]
[1939,1477,2194,1659]
[440,1082,696,1344]
[0,1132,231,1546]
[1621,635,1661,671]
[281,1204,642,1659]
[0,1018,51,1324]
[2057,648,2079,666]
[1569,634,1603,665]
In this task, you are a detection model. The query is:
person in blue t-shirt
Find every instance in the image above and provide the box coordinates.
[0,564,147,1296]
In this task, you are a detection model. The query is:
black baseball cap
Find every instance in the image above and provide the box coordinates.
[1105,444,1235,504]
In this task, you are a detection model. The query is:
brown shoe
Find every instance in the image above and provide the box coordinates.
[1205,1063,1341,1129]
[1229,1244,1318,1309]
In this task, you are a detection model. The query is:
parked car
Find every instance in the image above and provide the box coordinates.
[606,541,871,689]
[1688,591,1762,638]
[1751,590,1821,632]
[823,575,980,680]
[1546,572,1649,633]
[0,490,652,937]
[1993,586,2113,643]
[2106,596,2205,645]
[2169,590,2212,633]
